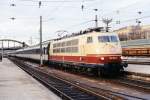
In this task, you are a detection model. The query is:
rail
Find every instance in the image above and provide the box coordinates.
[107,71,150,93]
[9,57,148,100]
[123,57,150,64]
[9,57,109,100]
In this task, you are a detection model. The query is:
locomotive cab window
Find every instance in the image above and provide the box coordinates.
[87,37,93,43]
[98,35,118,42]
[98,36,109,42]
[110,36,118,42]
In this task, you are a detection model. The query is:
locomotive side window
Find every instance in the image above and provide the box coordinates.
[62,42,66,47]
[53,44,56,48]
[66,47,71,52]
[67,41,71,46]
[72,47,78,52]
[61,48,65,53]
[87,37,93,43]
[71,39,78,45]
[53,39,79,53]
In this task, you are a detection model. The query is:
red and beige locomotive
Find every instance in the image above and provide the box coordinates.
[9,27,127,76]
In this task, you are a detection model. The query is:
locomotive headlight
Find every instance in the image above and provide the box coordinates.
[100,57,105,60]
[121,56,128,60]
[120,56,123,60]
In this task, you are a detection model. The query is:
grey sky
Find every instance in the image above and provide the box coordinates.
[0,0,149,45]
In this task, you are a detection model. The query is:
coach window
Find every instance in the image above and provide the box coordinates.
[87,37,93,43]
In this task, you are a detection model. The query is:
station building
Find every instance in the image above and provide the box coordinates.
[115,25,150,41]
[114,25,150,56]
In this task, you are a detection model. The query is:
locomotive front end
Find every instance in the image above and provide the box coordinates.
[94,32,127,75]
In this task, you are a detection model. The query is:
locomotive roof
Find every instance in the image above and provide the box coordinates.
[53,27,105,41]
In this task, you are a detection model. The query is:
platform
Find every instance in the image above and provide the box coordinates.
[0,58,61,100]
[125,64,150,75]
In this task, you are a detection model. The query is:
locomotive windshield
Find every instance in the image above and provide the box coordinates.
[110,36,118,42]
[98,35,118,42]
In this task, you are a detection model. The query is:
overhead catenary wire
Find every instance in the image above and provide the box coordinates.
[43,2,65,22]
[65,20,94,30]
[93,0,144,16]
[111,15,150,25]
[9,0,150,32]
[64,14,150,31]
[19,0,95,3]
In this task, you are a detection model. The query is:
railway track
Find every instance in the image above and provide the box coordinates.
[9,57,149,100]
[114,71,150,92]
[123,57,150,65]
[124,71,150,78]
[112,77,150,93]
[9,57,124,100]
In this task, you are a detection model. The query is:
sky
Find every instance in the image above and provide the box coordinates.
[0,0,150,45]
